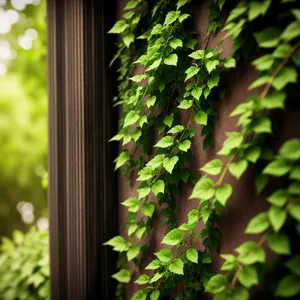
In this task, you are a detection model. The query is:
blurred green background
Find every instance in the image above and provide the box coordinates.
[0,0,47,237]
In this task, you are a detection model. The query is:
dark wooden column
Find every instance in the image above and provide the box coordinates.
[47,0,118,299]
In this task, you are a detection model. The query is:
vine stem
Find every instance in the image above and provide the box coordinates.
[230,233,268,288]
[214,153,237,187]
[228,41,300,291]
[260,40,300,100]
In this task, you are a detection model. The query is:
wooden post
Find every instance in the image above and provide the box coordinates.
[47,0,118,298]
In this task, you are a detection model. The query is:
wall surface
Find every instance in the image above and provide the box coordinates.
[116,1,300,298]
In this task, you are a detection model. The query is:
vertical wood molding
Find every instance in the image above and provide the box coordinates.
[47,0,118,299]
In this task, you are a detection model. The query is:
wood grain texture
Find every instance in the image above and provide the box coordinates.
[47,0,118,298]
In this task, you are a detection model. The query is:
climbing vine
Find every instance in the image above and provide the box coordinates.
[105,0,300,299]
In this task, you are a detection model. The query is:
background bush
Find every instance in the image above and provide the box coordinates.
[0,228,49,300]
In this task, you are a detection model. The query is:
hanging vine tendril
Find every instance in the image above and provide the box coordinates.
[105,0,300,299]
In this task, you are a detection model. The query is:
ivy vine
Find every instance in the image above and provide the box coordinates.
[105,0,300,299]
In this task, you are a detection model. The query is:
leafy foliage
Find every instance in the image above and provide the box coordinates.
[0,228,49,300]
[105,0,300,299]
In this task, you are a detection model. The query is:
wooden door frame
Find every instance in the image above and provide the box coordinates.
[47,0,118,298]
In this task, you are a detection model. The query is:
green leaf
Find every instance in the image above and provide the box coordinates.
[245,212,270,234]
[292,9,300,20]
[137,167,153,181]
[218,132,244,155]
[289,203,300,222]
[267,189,289,207]
[128,223,138,236]
[281,21,300,42]
[114,151,130,170]
[103,236,128,252]
[164,11,180,26]
[178,100,193,109]
[255,174,268,194]
[263,159,292,177]
[147,154,165,169]
[208,75,220,90]
[169,258,184,275]
[252,54,274,71]
[251,116,272,133]
[272,67,297,90]
[276,275,300,297]
[132,291,147,300]
[145,259,161,270]
[205,274,227,293]
[188,209,199,224]
[130,74,147,83]
[261,91,286,109]
[227,6,247,23]
[170,38,183,49]
[146,95,157,108]
[186,248,198,263]
[112,269,131,283]
[179,140,191,152]
[273,44,292,58]
[150,290,160,300]
[135,274,150,285]
[229,160,248,180]
[201,159,223,175]
[151,180,165,196]
[290,166,300,180]
[127,246,140,261]
[249,75,269,90]
[164,54,178,66]
[161,228,184,245]
[267,232,290,255]
[289,182,300,195]
[123,33,135,48]
[189,177,215,200]
[121,197,140,213]
[238,265,258,288]
[236,241,266,265]
[154,136,174,148]
[248,0,271,21]
[206,60,219,73]
[185,66,200,81]
[279,139,300,160]
[244,146,261,163]
[138,115,148,127]
[179,13,190,23]
[163,114,174,127]
[179,222,194,231]
[195,111,208,125]
[191,87,203,100]
[149,272,164,283]
[254,27,281,48]
[124,111,140,127]
[147,58,162,71]
[154,249,173,263]
[224,57,236,68]
[168,125,184,134]
[189,49,205,59]
[163,156,179,174]
[215,184,233,206]
[108,20,129,34]
[136,226,146,240]
[268,206,287,232]
[137,185,151,199]
[177,0,190,10]
[185,39,198,50]
[142,202,155,217]
[286,255,300,275]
